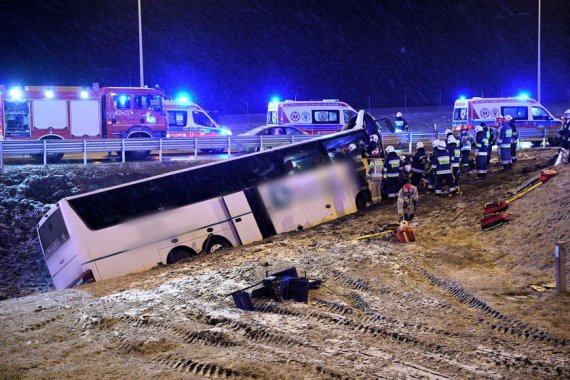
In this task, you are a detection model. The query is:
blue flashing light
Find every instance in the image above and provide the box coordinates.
[459,95,466,101]
[80,90,89,99]
[517,92,529,100]
[45,90,55,99]
[176,92,191,105]
[9,87,23,100]
[270,96,280,104]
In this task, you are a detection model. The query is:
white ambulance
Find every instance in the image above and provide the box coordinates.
[266,99,357,135]
[452,96,561,133]
[164,99,231,139]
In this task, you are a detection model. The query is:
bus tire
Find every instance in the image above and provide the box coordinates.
[203,235,232,254]
[167,246,197,264]
[547,137,560,146]
[355,190,372,211]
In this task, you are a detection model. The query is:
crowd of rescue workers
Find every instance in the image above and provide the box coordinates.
[347,110,570,223]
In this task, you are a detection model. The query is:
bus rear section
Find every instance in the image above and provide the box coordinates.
[37,203,93,289]
[267,100,357,135]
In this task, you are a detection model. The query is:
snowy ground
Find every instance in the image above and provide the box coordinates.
[0,148,569,379]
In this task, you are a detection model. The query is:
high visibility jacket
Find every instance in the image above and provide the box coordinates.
[475,131,488,155]
[382,152,402,178]
[460,133,474,151]
[497,124,513,148]
[394,117,408,131]
[368,157,384,178]
[411,148,427,174]
[350,149,369,174]
[485,126,495,145]
[431,147,452,174]
[447,143,461,168]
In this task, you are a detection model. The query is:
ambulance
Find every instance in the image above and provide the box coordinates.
[452,96,562,144]
[266,99,357,135]
[164,99,231,139]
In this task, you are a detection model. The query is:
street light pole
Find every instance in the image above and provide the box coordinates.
[537,0,541,103]
[138,0,144,87]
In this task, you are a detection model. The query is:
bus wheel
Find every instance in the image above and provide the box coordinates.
[547,137,560,146]
[355,190,372,211]
[203,236,232,254]
[167,246,197,264]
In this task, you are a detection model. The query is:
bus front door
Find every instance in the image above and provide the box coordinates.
[222,191,264,245]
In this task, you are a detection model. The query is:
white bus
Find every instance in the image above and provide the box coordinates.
[37,128,378,289]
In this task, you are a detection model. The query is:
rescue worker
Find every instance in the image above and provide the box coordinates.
[410,141,427,187]
[459,128,474,170]
[427,139,439,192]
[431,140,457,195]
[368,134,381,156]
[497,115,513,170]
[382,145,402,199]
[397,183,419,222]
[367,137,383,203]
[395,112,409,132]
[349,143,369,186]
[558,109,570,164]
[509,116,519,163]
[447,135,461,192]
[474,125,489,178]
[444,129,455,145]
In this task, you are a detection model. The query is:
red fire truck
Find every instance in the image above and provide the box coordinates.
[0,84,168,160]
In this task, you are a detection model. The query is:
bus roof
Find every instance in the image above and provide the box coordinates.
[63,128,367,201]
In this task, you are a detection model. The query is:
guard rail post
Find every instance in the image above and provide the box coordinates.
[159,138,163,162]
[227,137,231,157]
[555,241,567,294]
[194,137,198,161]
[83,140,87,165]
[260,135,264,151]
[542,128,547,148]
[408,132,413,154]
[0,141,3,171]
[291,135,295,144]
[43,140,47,166]
[121,139,126,163]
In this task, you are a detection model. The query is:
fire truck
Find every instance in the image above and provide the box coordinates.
[0,84,168,160]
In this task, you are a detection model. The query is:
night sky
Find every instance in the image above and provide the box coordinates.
[0,0,568,113]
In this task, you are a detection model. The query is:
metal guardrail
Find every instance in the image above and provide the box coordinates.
[0,128,560,168]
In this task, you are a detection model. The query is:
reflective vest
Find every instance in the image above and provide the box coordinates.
[431,148,452,174]
[382,152,402,178]
[497,125,512,148]
[411,148,427,174]
[447,143,461,168]
[368,157,384,179]
[475,131,488,155]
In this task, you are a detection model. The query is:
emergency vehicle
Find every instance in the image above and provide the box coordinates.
[164,99,231,139]
[452,96,561,142]
[0,84,168,160]
[266,99,357,135]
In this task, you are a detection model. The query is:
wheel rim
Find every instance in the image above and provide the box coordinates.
[209,243,224,253]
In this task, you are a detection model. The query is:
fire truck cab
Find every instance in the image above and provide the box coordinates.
[266,99,357,135]
[164,99,231,138]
